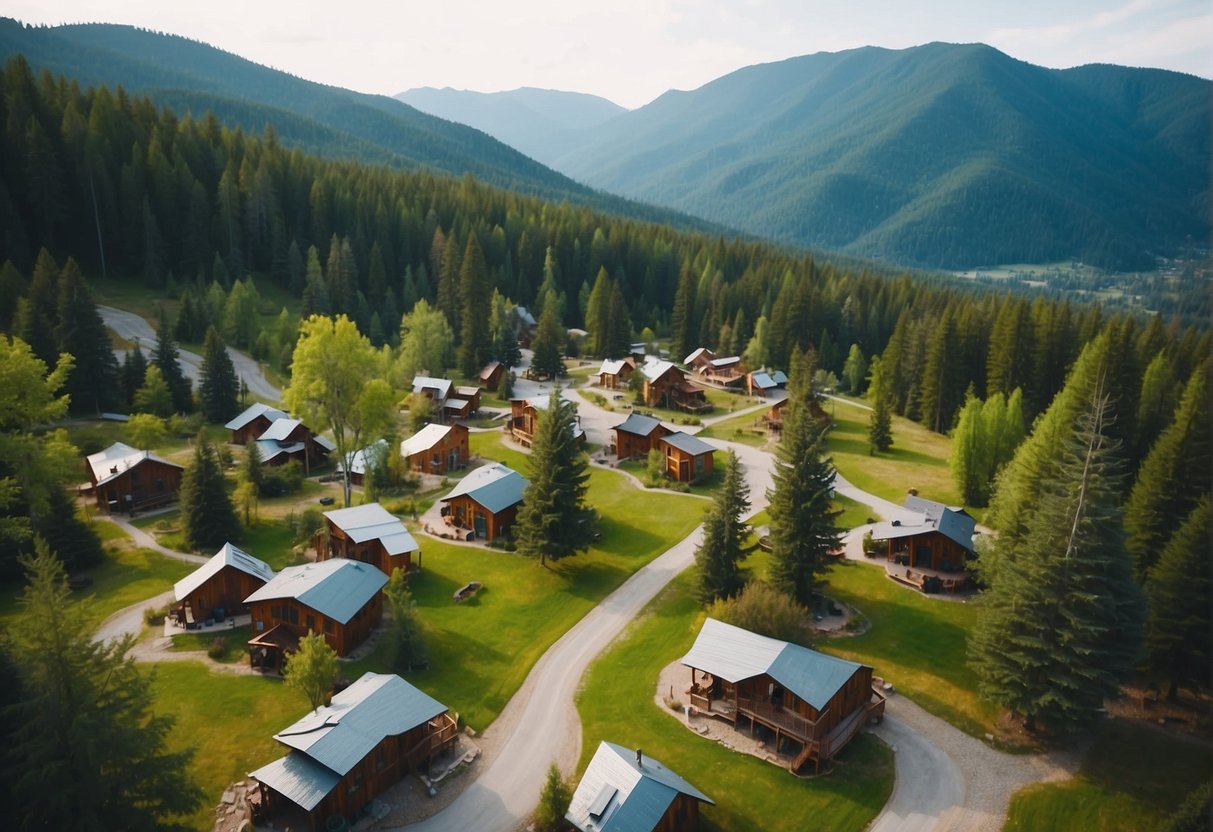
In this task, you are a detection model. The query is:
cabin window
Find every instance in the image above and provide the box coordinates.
[155,478,165,493]
[324,619,333,633]
[287,606,299,625]
[348,773,363,794]
[376,747,387,771]
[695,455,705,472]
[271,605,280,620]
[306,615,315,631]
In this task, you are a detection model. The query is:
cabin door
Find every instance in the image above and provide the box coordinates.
[914,544,931,568]
[474,512,487,539]
[448,449,459,470]
[679,459,690,481]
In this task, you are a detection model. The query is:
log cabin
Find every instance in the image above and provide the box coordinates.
[658,431,715,482]
[870,495,976,592]
[83,442,184,514]
[479,361,504,390]
[399,423,469,475]
[509,396,586,448]
[681,618,885,774]
[682,347,715,372]
[443,385,482,421]
[320,502,419,576]
[245,559,388,664]
[438,462,529,542]
[225,402,288,445]
[613,412,670,460]
[597,357,636,390]
[566,741,714,832]
[639,358,687,409]
[249,672,458,832]
[173,542,274,624]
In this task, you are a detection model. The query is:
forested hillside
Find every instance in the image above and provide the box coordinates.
[550,42,1210,270]
[396,87,626,167]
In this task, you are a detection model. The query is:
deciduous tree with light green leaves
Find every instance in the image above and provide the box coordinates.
[286,314,394,507]
[284,630,340,712]
[393,298,454,387]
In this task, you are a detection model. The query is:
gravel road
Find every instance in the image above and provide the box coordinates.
[97,304,281,402]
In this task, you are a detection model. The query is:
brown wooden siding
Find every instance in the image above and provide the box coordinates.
[89,458,183,513]
[403,425,469,475]
[662,443,714,483]
[614,425,669,460]
[643,369,683,408]
[443,494,517,542]
[248,593,382,657]
[230,415,275,445]
[179,566,268,617]
[885,530,970,572]
[321,524,412,577]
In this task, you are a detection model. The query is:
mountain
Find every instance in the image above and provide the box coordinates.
[396,86,626,165]
[548,43,1211,270]
[0,19,657,217]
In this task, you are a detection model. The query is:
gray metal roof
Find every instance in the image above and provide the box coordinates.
[709,356,741,368]
[224,401,287,431]
[323,502,418,556]
[599,358,629,376]
[566,741,713,832]
[440,463,529,514]
[659,431,715,457]
[254,438,303,464]
[174,542,274,602]
[683,347,711,365]
[455,385,480,397]
[274,672,447,777]
[442,397,470,410]
[640,358,679,382]
[680,618,867,712]
[870,496,976,552]
[86,442,183,486]
[244,559,387,624]
[337,439,388,477]
[412,376,452,400]
[249,751,340,812]
[614,413,663,438]
[258,417,302,442]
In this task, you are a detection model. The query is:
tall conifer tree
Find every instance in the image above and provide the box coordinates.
[198,325,239,423]
[695,451,751,604]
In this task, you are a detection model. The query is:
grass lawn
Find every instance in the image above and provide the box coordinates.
[835,494,876,529]
[617,458,721,498]
[167,625,252,663]
[808,559,1001,740]
[1006,720,1213,831]
[577,570,894,831]
[695,407,775,448]
[149,661,310,832]
[825,397,969,511]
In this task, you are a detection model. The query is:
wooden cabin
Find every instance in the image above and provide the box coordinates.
[250,672,458,832]
[172,543,274,625]
[320,502,419,576]
[683,347,715,372]
[399,423,469,475]
[598,357,636,390]
[245,559,387,662]
[225,402,288,445]
[640,359,687,408]
[254,418,335,471]
[83,442,184,514]
[511,305,537,348]
[509,397,585,448]
[658,431,716,482]
[700,356,745,387]
[871,496,976,591]
[681,618,885,774]
[747,370,789,398]
[479,361,504,390]
[566,741,714,832]
[411,376,452,405]
[763,398,787,433]
[438,462,529,541]
[613,412,670,460]
[337,439,388,487]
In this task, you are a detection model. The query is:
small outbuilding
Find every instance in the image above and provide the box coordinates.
[249,671,458,832]
[509,396,585,448]
[612,412,670,460]
[597,357,636,390]
[83,442,184,514]
[479,361,504,390]
[566,741,714,832]
[320,502,419,576]
[173,542,274,625]
[438,462,529,541]
[658,431,715,482]
[254,417,334,471]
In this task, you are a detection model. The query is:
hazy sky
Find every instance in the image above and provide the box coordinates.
[6,0,1210,108]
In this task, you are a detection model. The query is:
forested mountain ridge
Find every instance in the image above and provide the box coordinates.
[548,42,1210,271]
[395,87,626,166]
[0,18,709,232]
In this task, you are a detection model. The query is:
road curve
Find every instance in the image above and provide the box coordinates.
[97,304,281,402]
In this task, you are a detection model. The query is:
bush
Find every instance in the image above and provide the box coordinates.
[862,530,880,558]
[706,581,809,643]
[207,637,226,659]
[1168,781,1212,832]
[143,604,168,626]
[290,507,325,545]
[264,460,305,495]
[534,764,572,832]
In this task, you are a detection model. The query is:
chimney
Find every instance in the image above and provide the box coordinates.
[635,748,643,768]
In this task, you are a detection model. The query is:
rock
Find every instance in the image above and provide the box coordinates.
[221,789,236,804]
[984,733,995,742]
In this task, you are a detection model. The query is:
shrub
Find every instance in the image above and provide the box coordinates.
[862,530,880,558]
[207,637,226,659]
[290,507,325,545]
[706,581,809,643]
[143,604,168,626]
[533,764,572,832]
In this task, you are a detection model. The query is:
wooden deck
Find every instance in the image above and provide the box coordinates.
[885,562,969,594]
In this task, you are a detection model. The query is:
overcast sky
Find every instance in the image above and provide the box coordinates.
[6,0,1210,109]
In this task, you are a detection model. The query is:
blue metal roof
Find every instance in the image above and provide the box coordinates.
[273,672,447,777]
[566,741,713,832]
[659,431,715,456]
[871,495,976,552]
[681,618,867,712]
[249,751,340,812]
[614,413,663,437]
[244,559,387,624]
[750,371,776,389]
[441,463,529,514]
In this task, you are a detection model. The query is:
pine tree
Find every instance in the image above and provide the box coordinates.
[243,438,264,496]
[53,258,120,415]
[1134,351,1180,463]
[767,402,842,606]
[1123,362,1210,580]
[1145,496,1211,701]
[198,325,239,423]
[695,451,751,603]
[950,389,988,505]
[867,355,894,453]
[606,280,632,359]
[968,389,1143,735]
[530,303,565,379]
[4,541,202,829]
[585,267,612,357]
[533,763,572,832]
[132,364,174,418]
[917,310,963,433]
[151,307,192,413]
[179,431,239,551]
[457,233,491,377]
[494,321,522,370]
[670,263,697,362]
[515,390,596,567]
